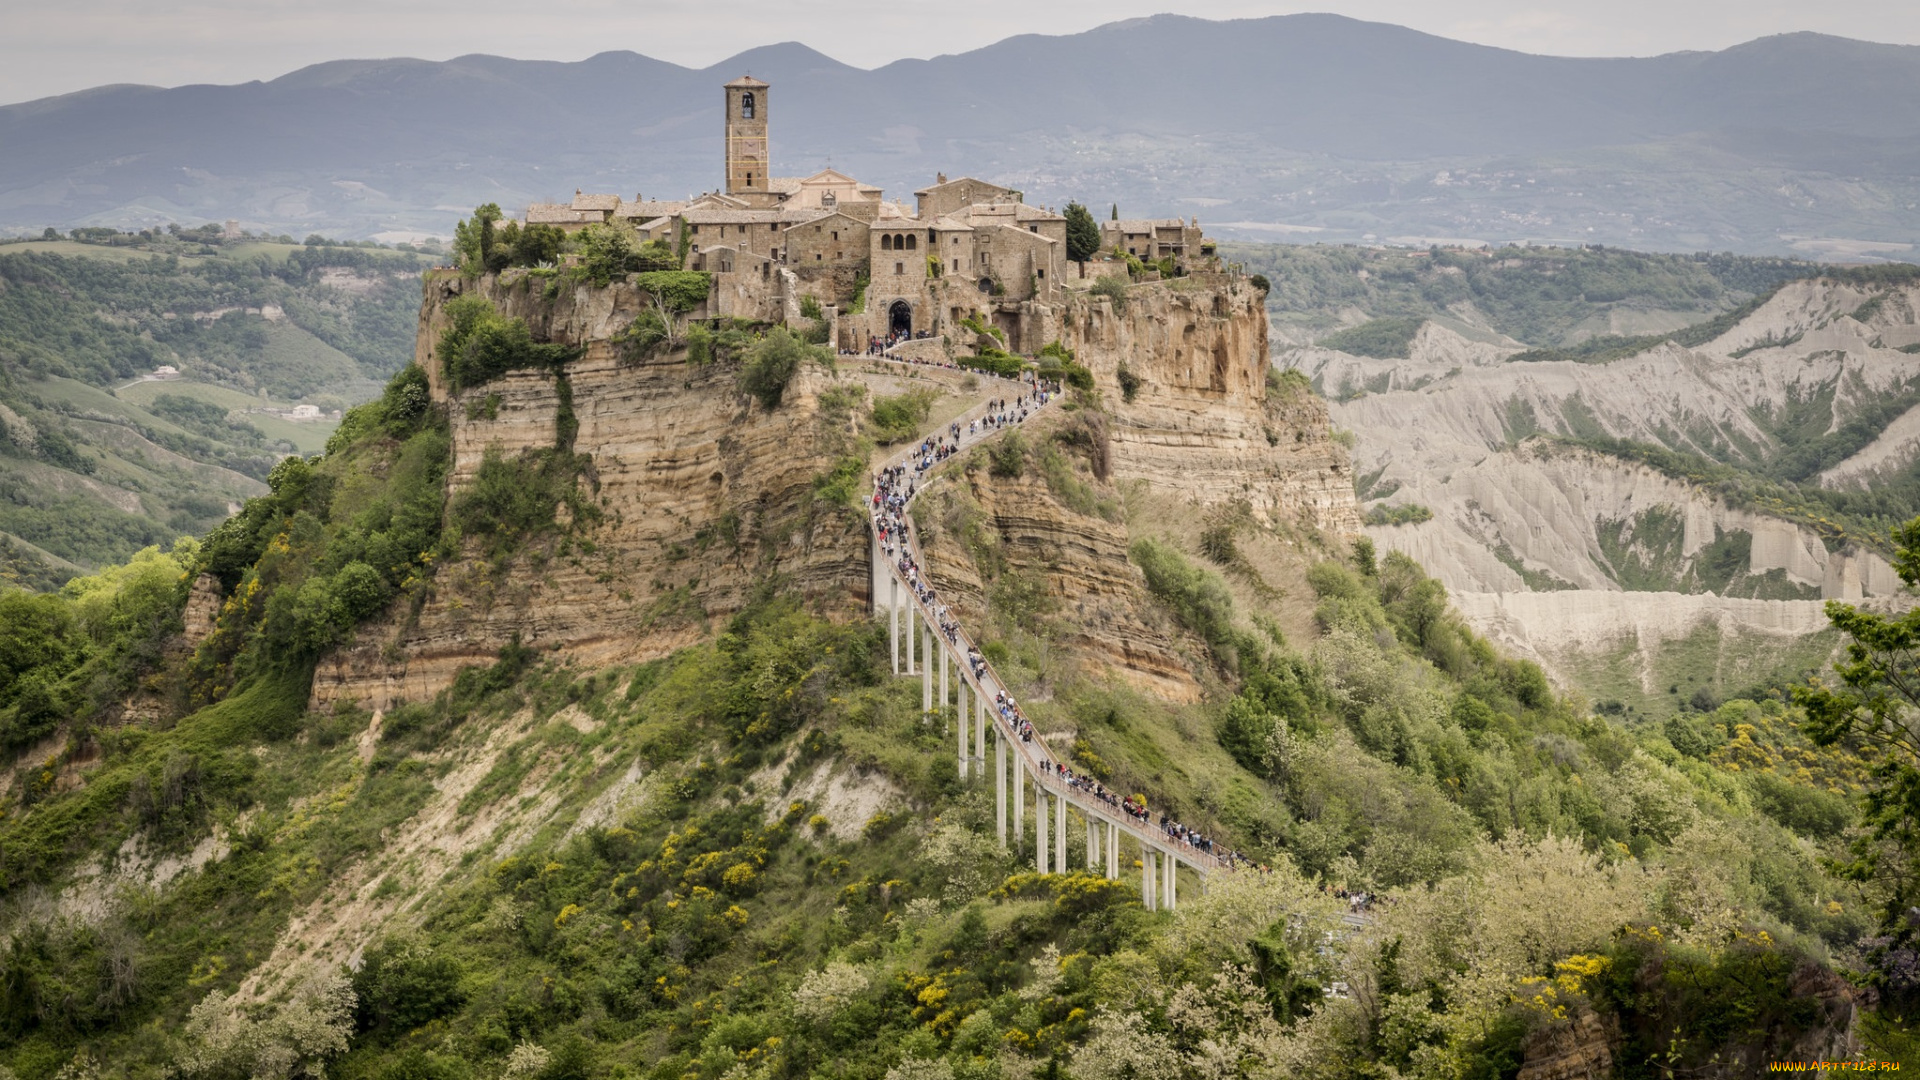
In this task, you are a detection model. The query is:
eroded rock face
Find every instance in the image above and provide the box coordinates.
[914,458,1202,703]
[1062,279,1361,536]
[315,271,1357,710]
[315,273,874,711]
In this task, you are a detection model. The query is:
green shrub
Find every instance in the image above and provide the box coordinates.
[352,934,468,1037]
[1130,536,1236,660]
[1363,503,1434,526]
[739,327,831,410]
[869,389,935,444]
[437,295,575,392]
[635,270,712,313]
[988,431,1026,478]
[1091,275,1129,312]
[1317,317,1424,359]
[452,446,583,553]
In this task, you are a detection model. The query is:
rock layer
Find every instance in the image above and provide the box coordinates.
[315,271,1355,710]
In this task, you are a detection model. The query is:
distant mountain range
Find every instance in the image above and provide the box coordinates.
[6,14,1920,256]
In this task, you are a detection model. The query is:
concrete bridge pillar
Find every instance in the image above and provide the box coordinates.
[1087,816,1099,873]
[1013,758,1024,842]
[939,641,948,719]
[1106,822,1119,879]
[889,577,900,674]
[1035,787,1049,874]
[921,628,932,715]
[955,669,968,782]
[1162,852,1177,911]
[1142,844,1157,911]
[974,687,986,772]
[995,733,1007,848]
[1054,793,1067,874]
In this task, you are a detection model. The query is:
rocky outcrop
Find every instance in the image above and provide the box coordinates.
[1062,277,1360,536]
[315,270,1357,710]
[315,271,879,710]
[1517,1008,1617,1080]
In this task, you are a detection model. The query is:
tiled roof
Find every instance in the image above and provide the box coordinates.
[913,176,1013,196]
[571,192,622,212]
[615,200,690,220]
[724,75,769,88]
[527,203,596,225]
[1109,218,1187,232]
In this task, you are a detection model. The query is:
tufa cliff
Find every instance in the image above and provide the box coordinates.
[312,270,1357,711]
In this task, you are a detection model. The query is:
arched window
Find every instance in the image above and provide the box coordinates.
[881,234,893,251]
[741,93,756,119]
[904,234,917,251]
[822,191,836,208]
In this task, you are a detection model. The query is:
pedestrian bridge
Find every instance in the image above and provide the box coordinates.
[865,363,1240,910]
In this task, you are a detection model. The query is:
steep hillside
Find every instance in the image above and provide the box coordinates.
[7,17,1920,252]
[1290,265,1920,712]
[0,260,1886,1080]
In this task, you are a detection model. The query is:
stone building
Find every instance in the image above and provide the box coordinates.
[525,76,1215,351]
[1103,217,1205,261]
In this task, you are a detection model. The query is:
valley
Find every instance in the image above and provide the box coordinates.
[1282,251,1920,715]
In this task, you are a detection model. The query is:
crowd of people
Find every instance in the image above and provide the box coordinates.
[867,380,1269,878]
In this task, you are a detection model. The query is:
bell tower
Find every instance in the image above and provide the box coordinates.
[724,76,770,197]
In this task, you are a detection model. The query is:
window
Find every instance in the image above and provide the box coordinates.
[1037,269,1045,279]
[691,225,700,234]
[746,173,754,188]
[815,253,822,261]
[904,234,916,250]
[1029,225,1037,233]
[831,231,838,241]
[814,225,822,233]
[953,259,960,271]
[741,92,755,119]
[823,192,836,208]
[882,234,892,251]
[952,237,959,246]
[895,262,904,274]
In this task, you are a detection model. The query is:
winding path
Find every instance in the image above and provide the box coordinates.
[863,364,1237,909]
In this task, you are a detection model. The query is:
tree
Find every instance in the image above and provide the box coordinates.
[1064,202,1101,264]
[1110,203,1119,221]
[739,327,831,409]
[452,203,504,276]
[1797,515,1920,947]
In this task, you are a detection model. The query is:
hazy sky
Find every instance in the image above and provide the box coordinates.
[6,0,1918,107]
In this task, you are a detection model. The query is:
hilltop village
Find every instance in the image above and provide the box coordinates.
[523,76,1210,353]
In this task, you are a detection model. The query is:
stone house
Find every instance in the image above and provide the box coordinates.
[1102,217,1204,261]
[524,75,1215,351]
